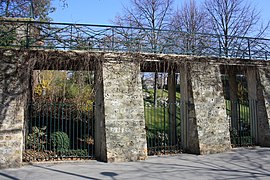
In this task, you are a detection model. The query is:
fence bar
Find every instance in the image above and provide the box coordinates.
[24,103,95,162]
[228,100,255,147]
[144,102,182,156]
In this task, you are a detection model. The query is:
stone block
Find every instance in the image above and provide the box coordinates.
[95,60,147,163]
[181,62,231,154]
[0,50,28,169]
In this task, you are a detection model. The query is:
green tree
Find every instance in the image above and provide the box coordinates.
[33,70,94,109]
[0,0,67,20]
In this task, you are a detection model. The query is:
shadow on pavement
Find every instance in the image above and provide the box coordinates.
[32,165,102,180]
[100,172,118,180]
[134,148,270,179]
[0,172,20,180]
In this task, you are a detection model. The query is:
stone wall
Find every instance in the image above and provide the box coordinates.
[180,62,231,154]
[2,48,270,168]
[256,66,270,146]
[0,50,29,168]
[95,60,147,162]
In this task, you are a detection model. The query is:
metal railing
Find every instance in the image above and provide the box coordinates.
[1,19,270,60]
[226,100,257,147]
[144,102,182,155]
[24,102,95,162]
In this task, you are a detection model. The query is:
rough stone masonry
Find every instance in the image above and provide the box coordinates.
[0,49,30,168]
[95,60,147,162]
[1,49,270,169]
[180,62,231,154]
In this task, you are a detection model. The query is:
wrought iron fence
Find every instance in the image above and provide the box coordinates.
[144,102,182,155]
[24,102,95,162]
[1,19,270,59]
[144,99,258,154]
[226,100,257,147]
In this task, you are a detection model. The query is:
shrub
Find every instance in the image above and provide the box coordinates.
[26,126,47,151]
[0,27,16,46]
[50,131,70,151]
[146,128,168,147]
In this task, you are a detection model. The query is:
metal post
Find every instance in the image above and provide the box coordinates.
[248,38,251,59]
[218,37,222,57]
[112,28,115,51]
[26,22,30,48]
[70,25,73,49]
[30,0,34,19]
[163,103,166,152]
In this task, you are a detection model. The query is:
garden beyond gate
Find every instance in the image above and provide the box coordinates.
[23,102,95,162]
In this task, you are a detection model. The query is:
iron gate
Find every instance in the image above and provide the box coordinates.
[227,100,257,147]
[24,102,95,162]
[144,102,182,155]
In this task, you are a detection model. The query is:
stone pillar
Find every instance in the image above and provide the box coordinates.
[0,50,29,168]
[168,67,176,145]
[246,67,258,144]
[95,60,147,162]
[180,62,231,154]
[256,66,270,146]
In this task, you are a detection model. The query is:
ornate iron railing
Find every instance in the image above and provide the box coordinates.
[1,19,270,59]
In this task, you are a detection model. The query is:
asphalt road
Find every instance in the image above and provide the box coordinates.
[1,147,270,180]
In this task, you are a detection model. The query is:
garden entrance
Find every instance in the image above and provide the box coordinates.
[226,100,256,147]
[144,102,182,155]
[221,66,257,148]
[142,71,183,155]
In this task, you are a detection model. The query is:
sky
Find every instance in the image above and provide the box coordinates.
[51,0,270,25]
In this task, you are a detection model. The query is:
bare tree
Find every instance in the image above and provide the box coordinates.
[114,0,175,106]
[170,0,210,55]
[114,0,174,51]
[204,0,269,57]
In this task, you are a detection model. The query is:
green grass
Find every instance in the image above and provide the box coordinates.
[143,88,181,133]
[144,103,182,150]
[143,89,181,104]
[143,89,254,149]
[144,103,181,132]
[144,105,168,131]
[225,100,250,122]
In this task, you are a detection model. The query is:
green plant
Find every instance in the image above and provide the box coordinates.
[0,27,16,46]
[26,126,47,151]
[146,128,169,147]
[50,131,70,151]
[230,128,239,145]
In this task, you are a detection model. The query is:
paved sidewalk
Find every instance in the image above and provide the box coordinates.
[1,147,270,180]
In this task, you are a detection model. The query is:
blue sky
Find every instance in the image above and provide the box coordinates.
[51,0,270,25]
